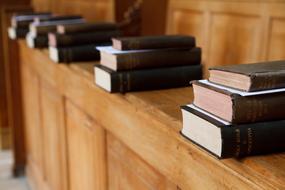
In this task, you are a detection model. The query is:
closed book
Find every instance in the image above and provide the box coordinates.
[29,19,85,37]
[209,60,285,92]
[192,80,285,124]
[49,44,103,63]
[112,35,196,50]
[8,27,28,39]
[97,46,201,71]
[181,104,285,158]
[34,15,83,24]
[11,13,52,28]
[26,33,48,48]
[48,30,121,47]
[94,64,202,93]
[57,22,118,34]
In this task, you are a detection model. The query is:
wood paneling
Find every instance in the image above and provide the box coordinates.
[40,81,67,190]
[167,1,285,77]
[267,18,285,60]
[65,100,107,190]
[107,133,177,190]
[31,0,114,21]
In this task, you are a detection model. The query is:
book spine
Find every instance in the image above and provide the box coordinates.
[116,48,201,71]
[110,64,202,93]
[16,28,29,38]
[62,24,118,34]
[250,74,285,91]
[232,93,285,124]
[57,45,101,63]
[221,121,285,158]
[55,30,121,47]
[34,35,48,48]
[116,37,196,50]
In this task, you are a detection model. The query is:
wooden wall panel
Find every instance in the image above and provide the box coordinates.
[167,1,285,77]
[40,81,67,190]
[208,13,262,68]
[107,133,178,190]
[65,100,107,190]
[31,0,114,21]
[267,18,285,60]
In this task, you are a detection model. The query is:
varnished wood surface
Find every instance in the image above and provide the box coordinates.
[167,0,285,77]
[19,40,285,189]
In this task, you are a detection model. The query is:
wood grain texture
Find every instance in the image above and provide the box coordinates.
[40,80,68,190]
[1,5,32,175]
[65,100,107,190]
[108,133,177,190]
[18,40,285,189]
[167,1,285,77]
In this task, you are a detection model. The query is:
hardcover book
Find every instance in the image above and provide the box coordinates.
[97,46,201,71]
[26,33,48,48]
[181,104,285,158]
[49,44,103,63]
[94,64,202,93]
[11,13,52,28]
[57,22,118,34]
[209,60,285,92]
[48,30,121,47]
[112,35,196,50]
[192,80,285,124]
[33,15,83,24]
[29,19,85,37]
[8,27,28,39]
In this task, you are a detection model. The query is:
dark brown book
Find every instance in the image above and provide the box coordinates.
[8,27,29,39]
[95,64,202,93]
[11,13,52,28]
[49,44,105,63]
[112,35,196,50]
[57,22,118,34]
[181,104,285,158]
[97,46,201,71]
[33,15,83,24]
[48,30,121,47]
[209,60,285,92]
[30,19,85,37]
[192,80,285,124]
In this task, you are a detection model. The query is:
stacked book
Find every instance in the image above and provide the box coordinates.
[26,15,86,48]
[48,22,121,63]
[181,60,285,158]
[8,12,52,40]
[94,35,202,93]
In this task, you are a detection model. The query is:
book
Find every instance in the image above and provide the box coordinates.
[49,44,103,63]
[29,19,85,37]
[11,13,52,28]
[57,22,118,34]
[8,27,29,39]
[112,35,196,50]
[94,64,202,93]
[209,60,285,92]
[97,46,201,71]
[33,15,83,24]
[192,80,285,124]
[181,104,285,158]
[26,33,48,48]
[48,30,121,47]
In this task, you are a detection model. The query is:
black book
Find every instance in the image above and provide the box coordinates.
[8,27,29,39]
[48,30,121,47]
[181,104,285,159]
[94,64,202,93]
[26,33,48,48]
[49,44,106,63]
